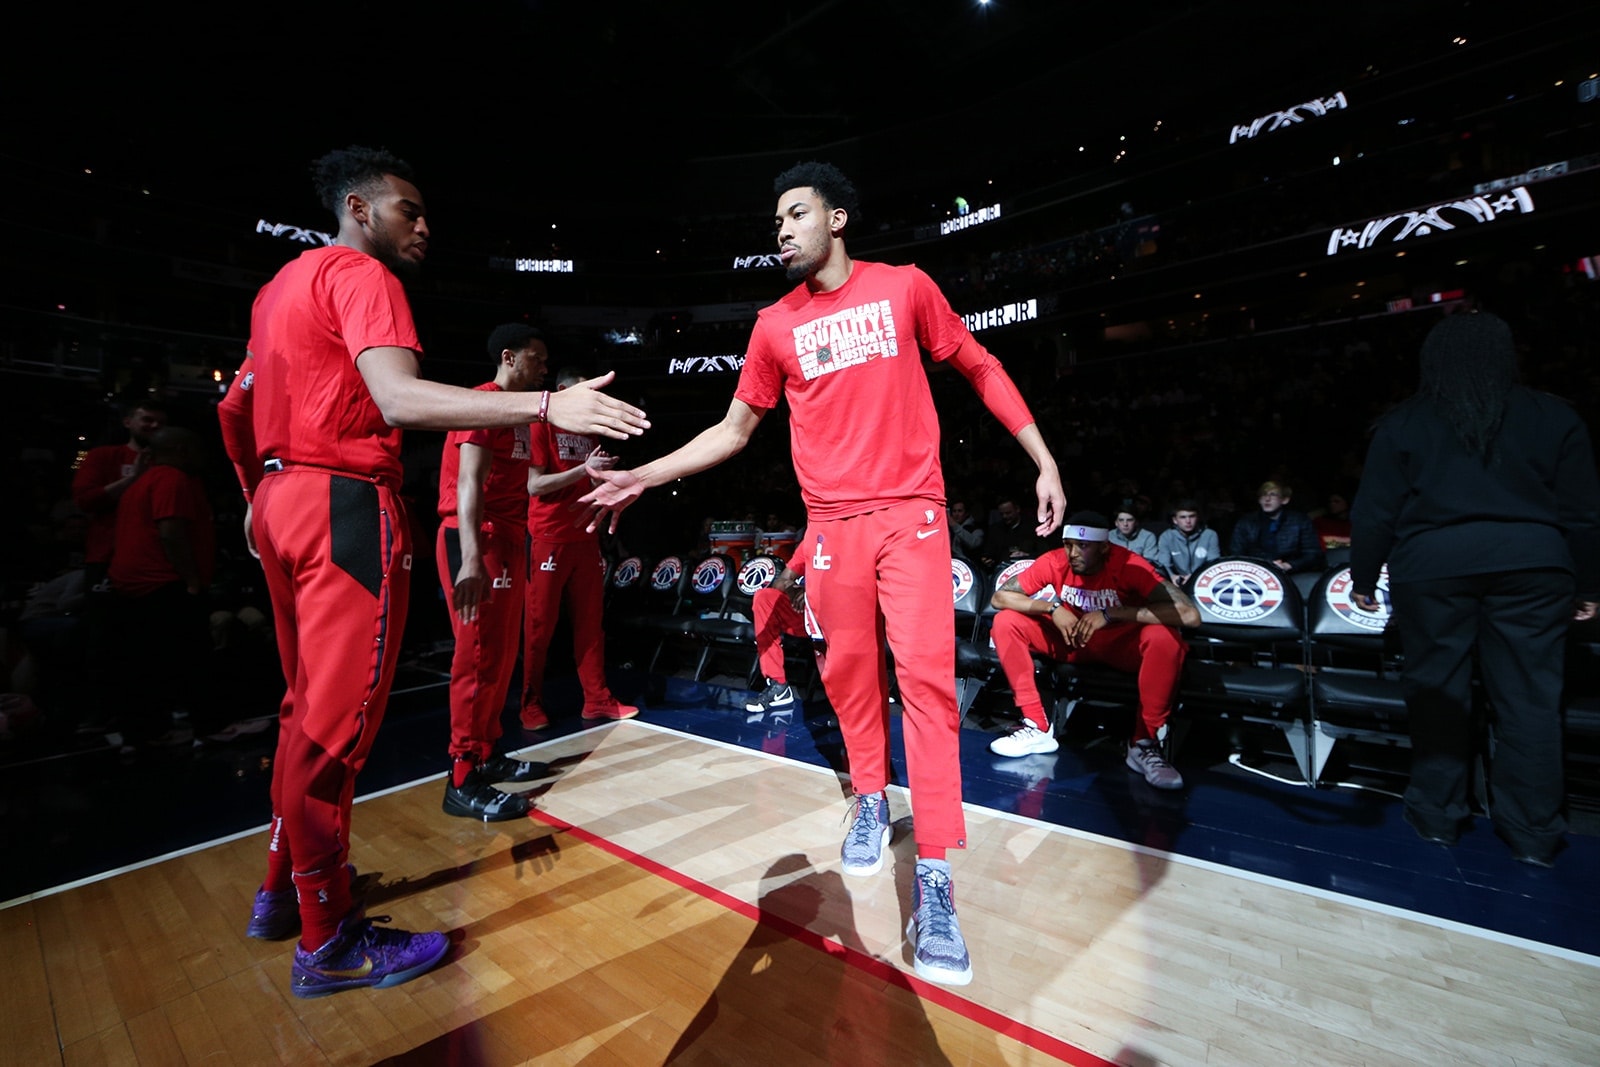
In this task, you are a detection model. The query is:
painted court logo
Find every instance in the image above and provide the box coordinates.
[1193,560,1286,622]
[1324,565,1390,632]
[692,555,728,594]
[738,555,779,595]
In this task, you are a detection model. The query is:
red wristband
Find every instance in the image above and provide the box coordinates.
[537,391,550,424]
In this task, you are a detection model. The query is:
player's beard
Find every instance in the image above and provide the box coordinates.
[369,226,422,281]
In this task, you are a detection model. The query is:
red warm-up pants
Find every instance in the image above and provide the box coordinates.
[753,586,806,683]
[435,519,525,763]
[521,538,617,713]
[253,467,411,948]
[990,611,1186,742]
[804,499,965,851]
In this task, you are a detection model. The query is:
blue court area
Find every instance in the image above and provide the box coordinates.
[5,660,1596,963]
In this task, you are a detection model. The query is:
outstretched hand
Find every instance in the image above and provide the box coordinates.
[577,468,646,534]
[585,445,618,474]
[545,371,650,440]
[1034,469,1067,537]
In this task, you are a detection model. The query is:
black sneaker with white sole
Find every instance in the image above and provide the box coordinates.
[443,772,531,822]
[744,682,796,722]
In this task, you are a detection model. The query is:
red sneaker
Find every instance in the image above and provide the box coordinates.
[519,705,549,730]
[581,703,639,721]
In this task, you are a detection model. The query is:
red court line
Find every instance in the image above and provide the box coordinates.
[529,809,1114,1067]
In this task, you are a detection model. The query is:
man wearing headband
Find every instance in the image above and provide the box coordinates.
[987,510,1199,789]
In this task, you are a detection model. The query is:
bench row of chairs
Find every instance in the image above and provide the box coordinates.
[951,553,1407,785]
[599,548,1599,795]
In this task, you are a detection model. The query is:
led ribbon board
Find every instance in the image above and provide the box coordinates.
[1326,187,1534,256]
[1230,92,1348,143]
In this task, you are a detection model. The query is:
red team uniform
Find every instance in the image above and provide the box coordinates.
[521,424,626,720]
[218,244,422,952]
[751,549,808,685]
[436,384,533,762]
[735,259,1029,853]
[992,543,1187,744]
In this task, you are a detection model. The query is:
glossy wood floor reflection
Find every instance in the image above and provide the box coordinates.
[8,720,1600,1066]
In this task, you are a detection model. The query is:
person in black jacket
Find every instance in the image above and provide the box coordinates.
[1350,311,1600,867]
[1228,480,1324,574]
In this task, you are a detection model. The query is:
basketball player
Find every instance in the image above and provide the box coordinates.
[520,367,638,728]
[436,324,552,822]
[217,145,648,998]
[580,161,1065,986]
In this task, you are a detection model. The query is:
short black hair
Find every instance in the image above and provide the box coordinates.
[311,145,416,216]
[1170,498,1203,516]
[486,323,544,360]
[119,395,167,418]
[1066,510,1111,529]
[773,161,859,222]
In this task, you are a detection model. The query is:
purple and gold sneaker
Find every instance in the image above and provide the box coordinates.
[245,886,298,940]
[290,913,449,998]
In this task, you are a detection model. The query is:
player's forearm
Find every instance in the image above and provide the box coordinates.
[375,376,548,432]
[529,464,592,497]
[992,590,1056,616]
[1013,424,1059,480]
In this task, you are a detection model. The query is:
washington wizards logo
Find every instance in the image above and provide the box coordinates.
[1193,560,1286,622]
[951,559,975,604]
[611,557,643,588]
[692,556,728,594]
[738,556,778,595]
[818,345,834,364]
[651,556,683,591]
[1325,565,1390,632]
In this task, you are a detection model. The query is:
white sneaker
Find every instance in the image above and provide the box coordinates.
[988,721,1059,758]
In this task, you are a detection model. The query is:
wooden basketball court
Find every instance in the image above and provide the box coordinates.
[7,719,1599,1066]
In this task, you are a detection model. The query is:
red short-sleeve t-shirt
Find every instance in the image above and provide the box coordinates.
[247,246,422,483]
[527,424,600,543]
[108,465,216,596]
[734,260,969,520]
[437,383,533,528]
[1018,544,1164,614]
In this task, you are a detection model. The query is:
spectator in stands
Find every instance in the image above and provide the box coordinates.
[1351,312,1600,867]
[521,366,639,728]
[987,511,1198,789]
[1313,488,1353,551]
[745,548,807,721]
[71,396,165,730]
[1157,499,1221,588]
[984,497,1043,565]
[107,426,215,751]
[1109,508,1163,572]
[1229,480,1325,574]
[948,499,984,563]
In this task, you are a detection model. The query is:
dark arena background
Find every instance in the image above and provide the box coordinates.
[4,3,1600,1064]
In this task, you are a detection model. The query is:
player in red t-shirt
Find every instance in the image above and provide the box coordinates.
[520,367,637,727]
[988,511,1200,790]
[435,324,552,821]
[216,146,648,1000]
[580,162,1065,986]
